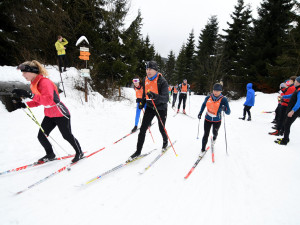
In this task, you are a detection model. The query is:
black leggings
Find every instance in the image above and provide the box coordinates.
[38,116,82,156]
[58,55,67,72]
[178,93,187,110]
[137,107,168,154]
[202,120,221,150]
[172,93,177,107]
[283,114,298,141]
[277,105,287,132]
[243,105,252,118]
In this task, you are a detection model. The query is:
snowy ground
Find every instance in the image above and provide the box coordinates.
[0,66,300,225]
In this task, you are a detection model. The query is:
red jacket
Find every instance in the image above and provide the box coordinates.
[281,85,296,106]
[26,75,70,118]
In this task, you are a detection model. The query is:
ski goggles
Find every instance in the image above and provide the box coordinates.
[17,64,39,74]
[132,79,140,83]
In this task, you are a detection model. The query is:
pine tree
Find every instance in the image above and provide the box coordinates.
[185,30,195,84]
[165,51,176,84]
[194,16,220,94]
[248,0,296,91]
[221,0,253,95]
[175,44,187,84]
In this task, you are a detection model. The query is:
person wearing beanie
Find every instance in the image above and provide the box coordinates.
[177,79,191,114]
[275,76,300,145]
[131,77,147,133]
[197,83,231,152]
[11,60,84,163]
[269,76,296,136]
[239,83,255,121]
[128,61,169,161]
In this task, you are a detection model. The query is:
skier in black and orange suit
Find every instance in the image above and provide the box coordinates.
[128,61,169,161]
[198,83,231,152]
[177,79,191,114]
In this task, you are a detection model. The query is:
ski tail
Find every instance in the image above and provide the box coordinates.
[184,146,210,179]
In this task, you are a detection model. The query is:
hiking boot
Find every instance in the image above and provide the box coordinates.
[38,154,56,163]
[239,117,245,120]
[131,126,137,133]
[72,151,84,163]
[269,130,279,136]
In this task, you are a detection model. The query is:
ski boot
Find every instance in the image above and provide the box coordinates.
[275,138,289,145]
[131,126,137,133]
[162,140,168,152]
[38,154,56,163]
[127,152,141,162]
[239,117,245,120]
[183,109,186,114]
[72,151,84,163]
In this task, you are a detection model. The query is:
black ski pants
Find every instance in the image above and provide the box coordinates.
[178,93,187,110]
[136,107,168,154]
[38,116,82,156]
[243,105,252,119]
[57,55,67,73]
[283,113,298,141]
[274,103,281,121]
[201,119,221,151]
[172,93,177,107]
[277,105,287,132]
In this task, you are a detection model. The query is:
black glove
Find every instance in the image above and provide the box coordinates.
[138,102,145,109]
[221,105,226,111]
[12,99,26,109]
[198,113,202,119]
[147,91,158,99]
[12,89,33,99]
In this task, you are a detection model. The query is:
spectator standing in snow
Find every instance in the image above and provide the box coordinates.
[12,60,83,163]
[239,83,255,121]
[276,76,300,145]
[128,61,169,161]
[55,35,68,73]
[269,76,296,136]
[131,77,146,133]
[272,83,288,124]
[198,83,231,152]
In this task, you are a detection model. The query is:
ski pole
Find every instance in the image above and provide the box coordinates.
[22,101,70,156]
[59,71,67,98]
[149,97,177,156]
[142,108,155,143]
[197,119,200,139]
[223,110,228,155]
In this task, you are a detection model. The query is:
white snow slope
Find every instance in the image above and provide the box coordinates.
[0,66,299,225]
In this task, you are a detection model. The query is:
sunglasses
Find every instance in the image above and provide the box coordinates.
[17,64,39,74]
[133,79,140,83]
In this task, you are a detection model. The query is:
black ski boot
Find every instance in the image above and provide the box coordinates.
[131,126,137,133]
[72,151,84,163]
[162,140,168,152]
[38,154,56,163]
[247,117,251,121]
[239,117,245,120]
[127,151,141,162]
[275,138,289,145]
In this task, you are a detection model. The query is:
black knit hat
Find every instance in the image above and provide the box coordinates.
[146,61,158,71]
[213,83,222,91]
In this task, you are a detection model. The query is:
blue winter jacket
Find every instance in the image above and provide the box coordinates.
[199,94,231,122]
[244,83,255,106]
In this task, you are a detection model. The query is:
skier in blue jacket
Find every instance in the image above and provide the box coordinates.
[239,83,255,121]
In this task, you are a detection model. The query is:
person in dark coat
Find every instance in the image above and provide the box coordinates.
[128,61,169,161]
[276,76,300,145]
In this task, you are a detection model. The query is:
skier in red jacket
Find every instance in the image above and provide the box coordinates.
[12,60,83,163]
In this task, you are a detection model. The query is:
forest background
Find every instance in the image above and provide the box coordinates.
[1,0,300,98]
